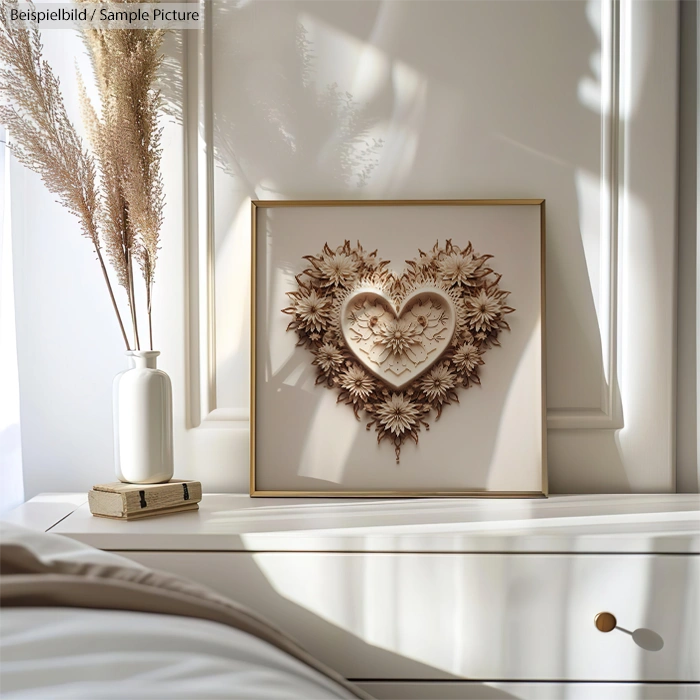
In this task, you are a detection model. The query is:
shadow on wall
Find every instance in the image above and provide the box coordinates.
[209,10,384,193]
[155,0,676,490]
[159,5,384,193]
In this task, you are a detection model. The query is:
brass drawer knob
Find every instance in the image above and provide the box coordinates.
[595,612,617,632]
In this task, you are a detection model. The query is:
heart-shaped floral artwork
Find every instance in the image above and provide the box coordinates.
[283,240,514,463]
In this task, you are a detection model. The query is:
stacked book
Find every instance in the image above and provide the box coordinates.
[88,480,202,520]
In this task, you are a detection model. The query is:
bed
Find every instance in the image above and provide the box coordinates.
[0,522,368,699]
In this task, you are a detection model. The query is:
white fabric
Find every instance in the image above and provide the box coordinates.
[0,608,355,699]
[0,128,24,514]
[0,520,148,569]
[0,523,357,699]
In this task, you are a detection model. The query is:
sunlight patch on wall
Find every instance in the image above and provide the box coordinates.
[215,200,251,367]
[0,136,24,514]
[486,322,543,492]
[617,188,657,442]
[578,0,651,120]
[299,10,427,193]
[578,0,605,115]
[299,12,390,105]
[372,59,428,195]
[575,170,604,321]
[298,390,359,483]
[575,167,615,388]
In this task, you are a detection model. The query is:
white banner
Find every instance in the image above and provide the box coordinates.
[6,3,203,30]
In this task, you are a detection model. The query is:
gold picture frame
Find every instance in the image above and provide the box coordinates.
[251,199,547,498]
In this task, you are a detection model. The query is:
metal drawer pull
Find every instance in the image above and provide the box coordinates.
[594,612,664,651]
[595,612,617,632]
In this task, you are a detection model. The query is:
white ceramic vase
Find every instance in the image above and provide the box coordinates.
[113,351,173,484]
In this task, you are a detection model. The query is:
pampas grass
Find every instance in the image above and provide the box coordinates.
[0,0,165,350]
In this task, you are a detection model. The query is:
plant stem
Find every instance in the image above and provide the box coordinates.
[127,251,141,350]
[146,279,153,351]
[95,246,130,350]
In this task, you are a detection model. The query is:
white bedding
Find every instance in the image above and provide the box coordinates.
[1,607,355,699]
[0,523,360,699]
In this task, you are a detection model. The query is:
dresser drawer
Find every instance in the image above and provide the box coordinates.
[117,552,699,682]
[358,681,700,699]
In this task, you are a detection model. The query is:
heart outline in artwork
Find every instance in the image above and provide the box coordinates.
[340,286,457,390]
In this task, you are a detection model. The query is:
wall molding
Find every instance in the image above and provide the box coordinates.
[548,0,623,430]
[185,0,671,447]
[185,3,220,428]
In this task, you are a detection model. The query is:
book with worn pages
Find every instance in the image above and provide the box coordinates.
[88,480,202,520]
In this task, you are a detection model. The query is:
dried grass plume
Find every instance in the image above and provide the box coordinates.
[0,0,166,350]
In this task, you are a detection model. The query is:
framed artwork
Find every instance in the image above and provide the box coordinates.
[251,200,547,497]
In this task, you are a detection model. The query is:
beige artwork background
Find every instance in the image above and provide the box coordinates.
[252,202,544,495]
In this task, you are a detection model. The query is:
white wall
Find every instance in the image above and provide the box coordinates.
[677,0,699,493]
[0,127,24,513]
[11,0,686,498]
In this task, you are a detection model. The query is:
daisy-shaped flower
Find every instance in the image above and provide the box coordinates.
[438,252,482,287]
[452,342,484,374]
[339,365,375,401]
[317,252,360,288]
[293,288,333,332]
[374,318,422,357]
[375,393,421,436]
[420,363,456,402]
[465,288,505,333]
[369,319,428,375]
[314,343,345,374]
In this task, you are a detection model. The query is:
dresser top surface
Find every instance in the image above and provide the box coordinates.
[5,493,699,553]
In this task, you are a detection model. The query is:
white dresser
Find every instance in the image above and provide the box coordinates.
[6,493,700,699]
